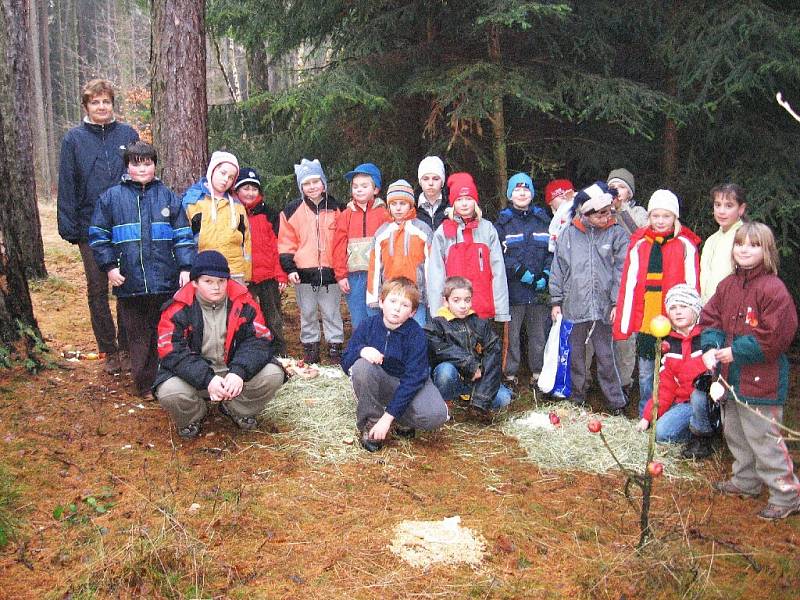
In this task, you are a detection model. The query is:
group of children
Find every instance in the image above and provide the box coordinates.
[87,140,799,520]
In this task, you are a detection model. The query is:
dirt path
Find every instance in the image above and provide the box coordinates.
[0,203,798,599]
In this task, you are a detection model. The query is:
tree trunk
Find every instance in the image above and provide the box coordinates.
[487,24,508,209]
[38,0,57,192]
[246,42,270,93]
[27,0,52,201]
[151,0,208,193]
[0,0,42,348]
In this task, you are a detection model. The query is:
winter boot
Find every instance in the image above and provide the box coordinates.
[302,342,321,364]
[682,431,713,460]
[328,343,343,365]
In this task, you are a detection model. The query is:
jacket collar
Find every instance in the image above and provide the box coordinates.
[435,306,475,321]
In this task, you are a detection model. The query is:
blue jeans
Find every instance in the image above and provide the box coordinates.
[344,271,378,331]
[638,357,655,417]
[653,390,712,442]
[412,304,427,327]
[431,362,512,410]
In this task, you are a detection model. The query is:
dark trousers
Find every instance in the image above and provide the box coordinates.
[118,294,169,395]
[569,320,626,409]
[78,242,126,354]
[248,279,286,355]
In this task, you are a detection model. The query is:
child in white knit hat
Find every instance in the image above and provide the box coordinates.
[416,156,448,232]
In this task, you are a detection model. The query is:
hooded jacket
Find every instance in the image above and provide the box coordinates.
[154,280,273,390]
[182,178,252,281]
[424,307,502,410]
[614,226,701,340]
[332,198,391,280]
[238,193,287,285]
[89,175,195,297]
[341,314,430,419]
[57,120,139,243]
[494,204,553,305]
[367,208,432,307]
[699,265,797,405]
[278,194,342,286]
[549,216,629,323]
[641,324,706,422]
[416,191,449,232]
[428,212,510,321]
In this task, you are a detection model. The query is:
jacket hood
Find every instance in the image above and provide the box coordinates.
[435,306,475,321]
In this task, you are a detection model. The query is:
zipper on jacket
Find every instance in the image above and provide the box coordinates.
[383,329,391,355]
[136,188,149,293]
[478,247,484,271]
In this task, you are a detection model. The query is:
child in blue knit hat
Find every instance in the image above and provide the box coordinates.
[494,173,553,387]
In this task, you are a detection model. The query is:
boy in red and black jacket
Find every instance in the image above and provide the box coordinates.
[154,251,285,439]
[234,167,288,355]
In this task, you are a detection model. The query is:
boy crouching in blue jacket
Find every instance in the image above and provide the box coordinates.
[89,141,195,398]
[341,277,449,452]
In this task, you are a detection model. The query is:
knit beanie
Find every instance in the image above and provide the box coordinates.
[544,179,574,206]
[235,166,262,191]
[190,250,230,281]
[647,189,680,218]
[607,168,635,197]
[506,173,535,200]
[447,172,479,205]
[664,283,703,318]
[294,158,328,194]
[206,151,240,189]
[386,179,416,206]
[574,181,614,215]
[417,156,446,182]
[344,162,382,190]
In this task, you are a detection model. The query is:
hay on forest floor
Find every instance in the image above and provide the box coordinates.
[390,516,487,568]
[260,367,361,463]
[501,402,695,479]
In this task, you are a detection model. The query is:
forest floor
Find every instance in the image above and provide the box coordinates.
[0,202,799,599]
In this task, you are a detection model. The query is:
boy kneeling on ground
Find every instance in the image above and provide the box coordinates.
[341,277,449,452]
[154,251,285,439]
[425,276,512,422]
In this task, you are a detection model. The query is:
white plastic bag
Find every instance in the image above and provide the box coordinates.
[537,314,561,393]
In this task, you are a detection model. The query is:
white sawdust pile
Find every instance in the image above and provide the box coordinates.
[390,516,487,568]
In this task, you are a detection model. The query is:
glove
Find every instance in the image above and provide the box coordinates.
[520,270,534,285]
[535,269,551,291]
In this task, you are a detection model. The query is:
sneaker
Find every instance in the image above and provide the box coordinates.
[328,343,343,365]
[682,434,713,459]
[757,501,800,521]
[103,352,121,374]
[178,421,202,439]
[529,372,541,386]
[503,374,519,388]
[467,404,493,424]
[359,431,383,452]
[608,405,627,417]
[219,402,258,431]
[713,480,760,498]
[302,342,320,364]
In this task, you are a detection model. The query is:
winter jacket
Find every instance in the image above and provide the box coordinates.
[614,226,701,339]
[154,280,273,390]
[57,120,139,243]
[243,199,287,285]
[341,314,430,419]
[89,176,195,297]
[641,324,706,422]
[277,194,342,286]
[367,212,432,306]
[428,214,510,321]
[416,192,449,232]
[332,198,390,280]
[613,201,648,236]
[699,265,797,405]
[424,307,502,410]
[548,201,572,253]
[494,204,553,305]
[549,217,629,323]
[700,220,743,303]
[182,178,252,280]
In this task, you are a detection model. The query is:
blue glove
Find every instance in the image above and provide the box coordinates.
[535,277,547,290]
[520,270,534,284]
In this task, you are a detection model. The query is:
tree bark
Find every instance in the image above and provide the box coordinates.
[0,0,42,347]
[151,0,208,194]
[27,0,52,201]
[38,0,57,192]
[487,24,508,209]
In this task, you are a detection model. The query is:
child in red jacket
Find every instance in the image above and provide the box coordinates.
[234,167,288,355]
[635,285,713,455]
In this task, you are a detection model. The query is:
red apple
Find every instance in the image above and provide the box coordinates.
[549,412,561,426]
[660,340,671,354]
[647,461,664,477]
[587,419,602,433]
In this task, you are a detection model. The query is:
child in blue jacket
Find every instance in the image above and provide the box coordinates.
[341,277,448,452]
[494,173,552,387]
[89,142,195,397]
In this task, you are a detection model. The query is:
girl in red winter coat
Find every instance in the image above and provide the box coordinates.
[613,189,700,417]
[234,167,288,355]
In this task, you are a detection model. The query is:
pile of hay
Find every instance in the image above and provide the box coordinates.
[501,402,693,479]
[390,516,487,568]
[261,367,360,463]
